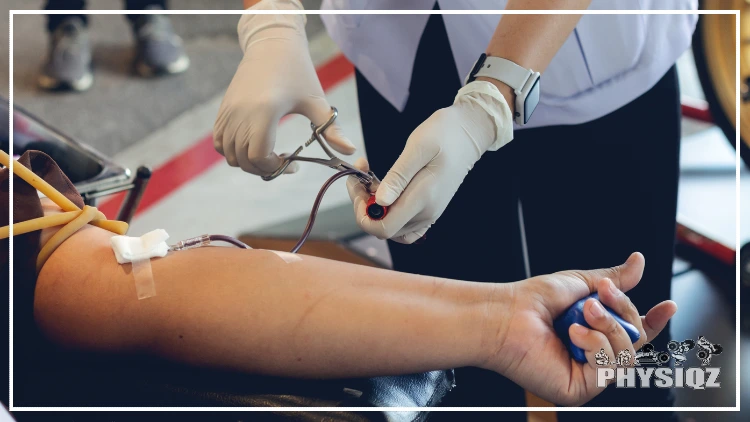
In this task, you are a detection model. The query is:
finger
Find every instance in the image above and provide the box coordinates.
[546,253,646,318]
[323,123,357,155]
[347,158,371,204]
[219,134,241,168]
[303,95,357,155]
[347,156,392,238]
[235,114,287,176]
[595,278,646,349]
[238,148,285,176]
[354,204,388,239]
[278,153,300,175]
[392,226,429,245]
[573,252,646,295]
[363,166,436,239]
[213,116,226,157]
[352,157,370,172]
[569,323,616,390]
[220,123,240,168]
[347,174,371,206]
[376,122,440,206]
[347,174,378,238]
[213,103,233,158]
[642,300,678,341]
[583,298,636,365]
[569,323,616,369]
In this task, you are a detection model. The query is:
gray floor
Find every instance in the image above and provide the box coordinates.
[1,0,324,156]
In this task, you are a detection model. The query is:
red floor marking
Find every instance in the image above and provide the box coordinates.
[98,53,355,220]
[676,223,735,266]
[681,103,713,124]
[318,54,355,92]
[97,134,219,218]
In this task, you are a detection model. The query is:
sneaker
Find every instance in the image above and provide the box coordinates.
[132,7,190,77]
[37,17,94,92]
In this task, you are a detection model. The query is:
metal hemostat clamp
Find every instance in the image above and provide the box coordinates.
[164,108,384,256]
[261,107,381,194]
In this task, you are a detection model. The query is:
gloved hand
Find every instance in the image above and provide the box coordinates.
[347,81,513,243]
[214,0,355,176]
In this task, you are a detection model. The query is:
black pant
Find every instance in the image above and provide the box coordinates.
[44,0,167,32]
[356,13,680,420]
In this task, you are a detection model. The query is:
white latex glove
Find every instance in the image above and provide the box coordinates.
[214,0,355,176]
[347,81,514,244]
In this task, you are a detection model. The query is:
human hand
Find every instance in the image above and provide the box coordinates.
[213,0,355,176]
[346,81,512,243]
[481,253,677,406]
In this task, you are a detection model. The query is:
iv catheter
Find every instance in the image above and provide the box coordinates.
[170,107,386,254]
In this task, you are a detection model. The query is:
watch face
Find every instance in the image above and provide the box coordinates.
[523,77,541,124]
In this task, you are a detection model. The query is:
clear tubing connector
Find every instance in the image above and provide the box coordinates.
[169,234,251,252]
[169,234,211,251]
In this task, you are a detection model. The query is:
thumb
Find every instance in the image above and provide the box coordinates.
[303,95,357,156]
[571,252,646,296]
[376,138,436,207]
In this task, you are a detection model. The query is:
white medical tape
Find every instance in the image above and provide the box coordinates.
[269,250,302,263]
[132,258,157,300]
[111,229,169,264]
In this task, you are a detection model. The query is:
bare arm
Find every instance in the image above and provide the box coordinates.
[36,221,502,379]
[478,0,593,113]
[32,198,673,405]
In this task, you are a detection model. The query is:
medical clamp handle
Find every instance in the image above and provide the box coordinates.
[553,293,640,363]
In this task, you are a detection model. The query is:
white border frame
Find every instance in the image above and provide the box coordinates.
[7,8,741,413]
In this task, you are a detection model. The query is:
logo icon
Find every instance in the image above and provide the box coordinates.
[595,348,611,366]
[696,336,723,366]
[634,343,671,366]
[667,339,695,366]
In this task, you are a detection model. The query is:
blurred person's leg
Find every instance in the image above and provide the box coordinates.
[124,1,190,77]
[44,0,87,33]
[39,0,93,92]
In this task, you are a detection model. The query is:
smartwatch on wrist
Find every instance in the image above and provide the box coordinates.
[464,53,541,126]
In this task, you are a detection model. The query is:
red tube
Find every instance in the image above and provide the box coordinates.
[366,195,388,220]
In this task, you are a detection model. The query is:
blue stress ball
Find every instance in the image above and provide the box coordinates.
[553,293,641,363]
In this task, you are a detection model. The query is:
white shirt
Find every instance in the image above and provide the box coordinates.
[321,0,697,129]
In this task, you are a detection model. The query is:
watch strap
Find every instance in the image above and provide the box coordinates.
[472,56,533,92]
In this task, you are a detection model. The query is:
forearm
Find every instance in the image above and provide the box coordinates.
[479,0,592,112]
[35,225,510,379]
